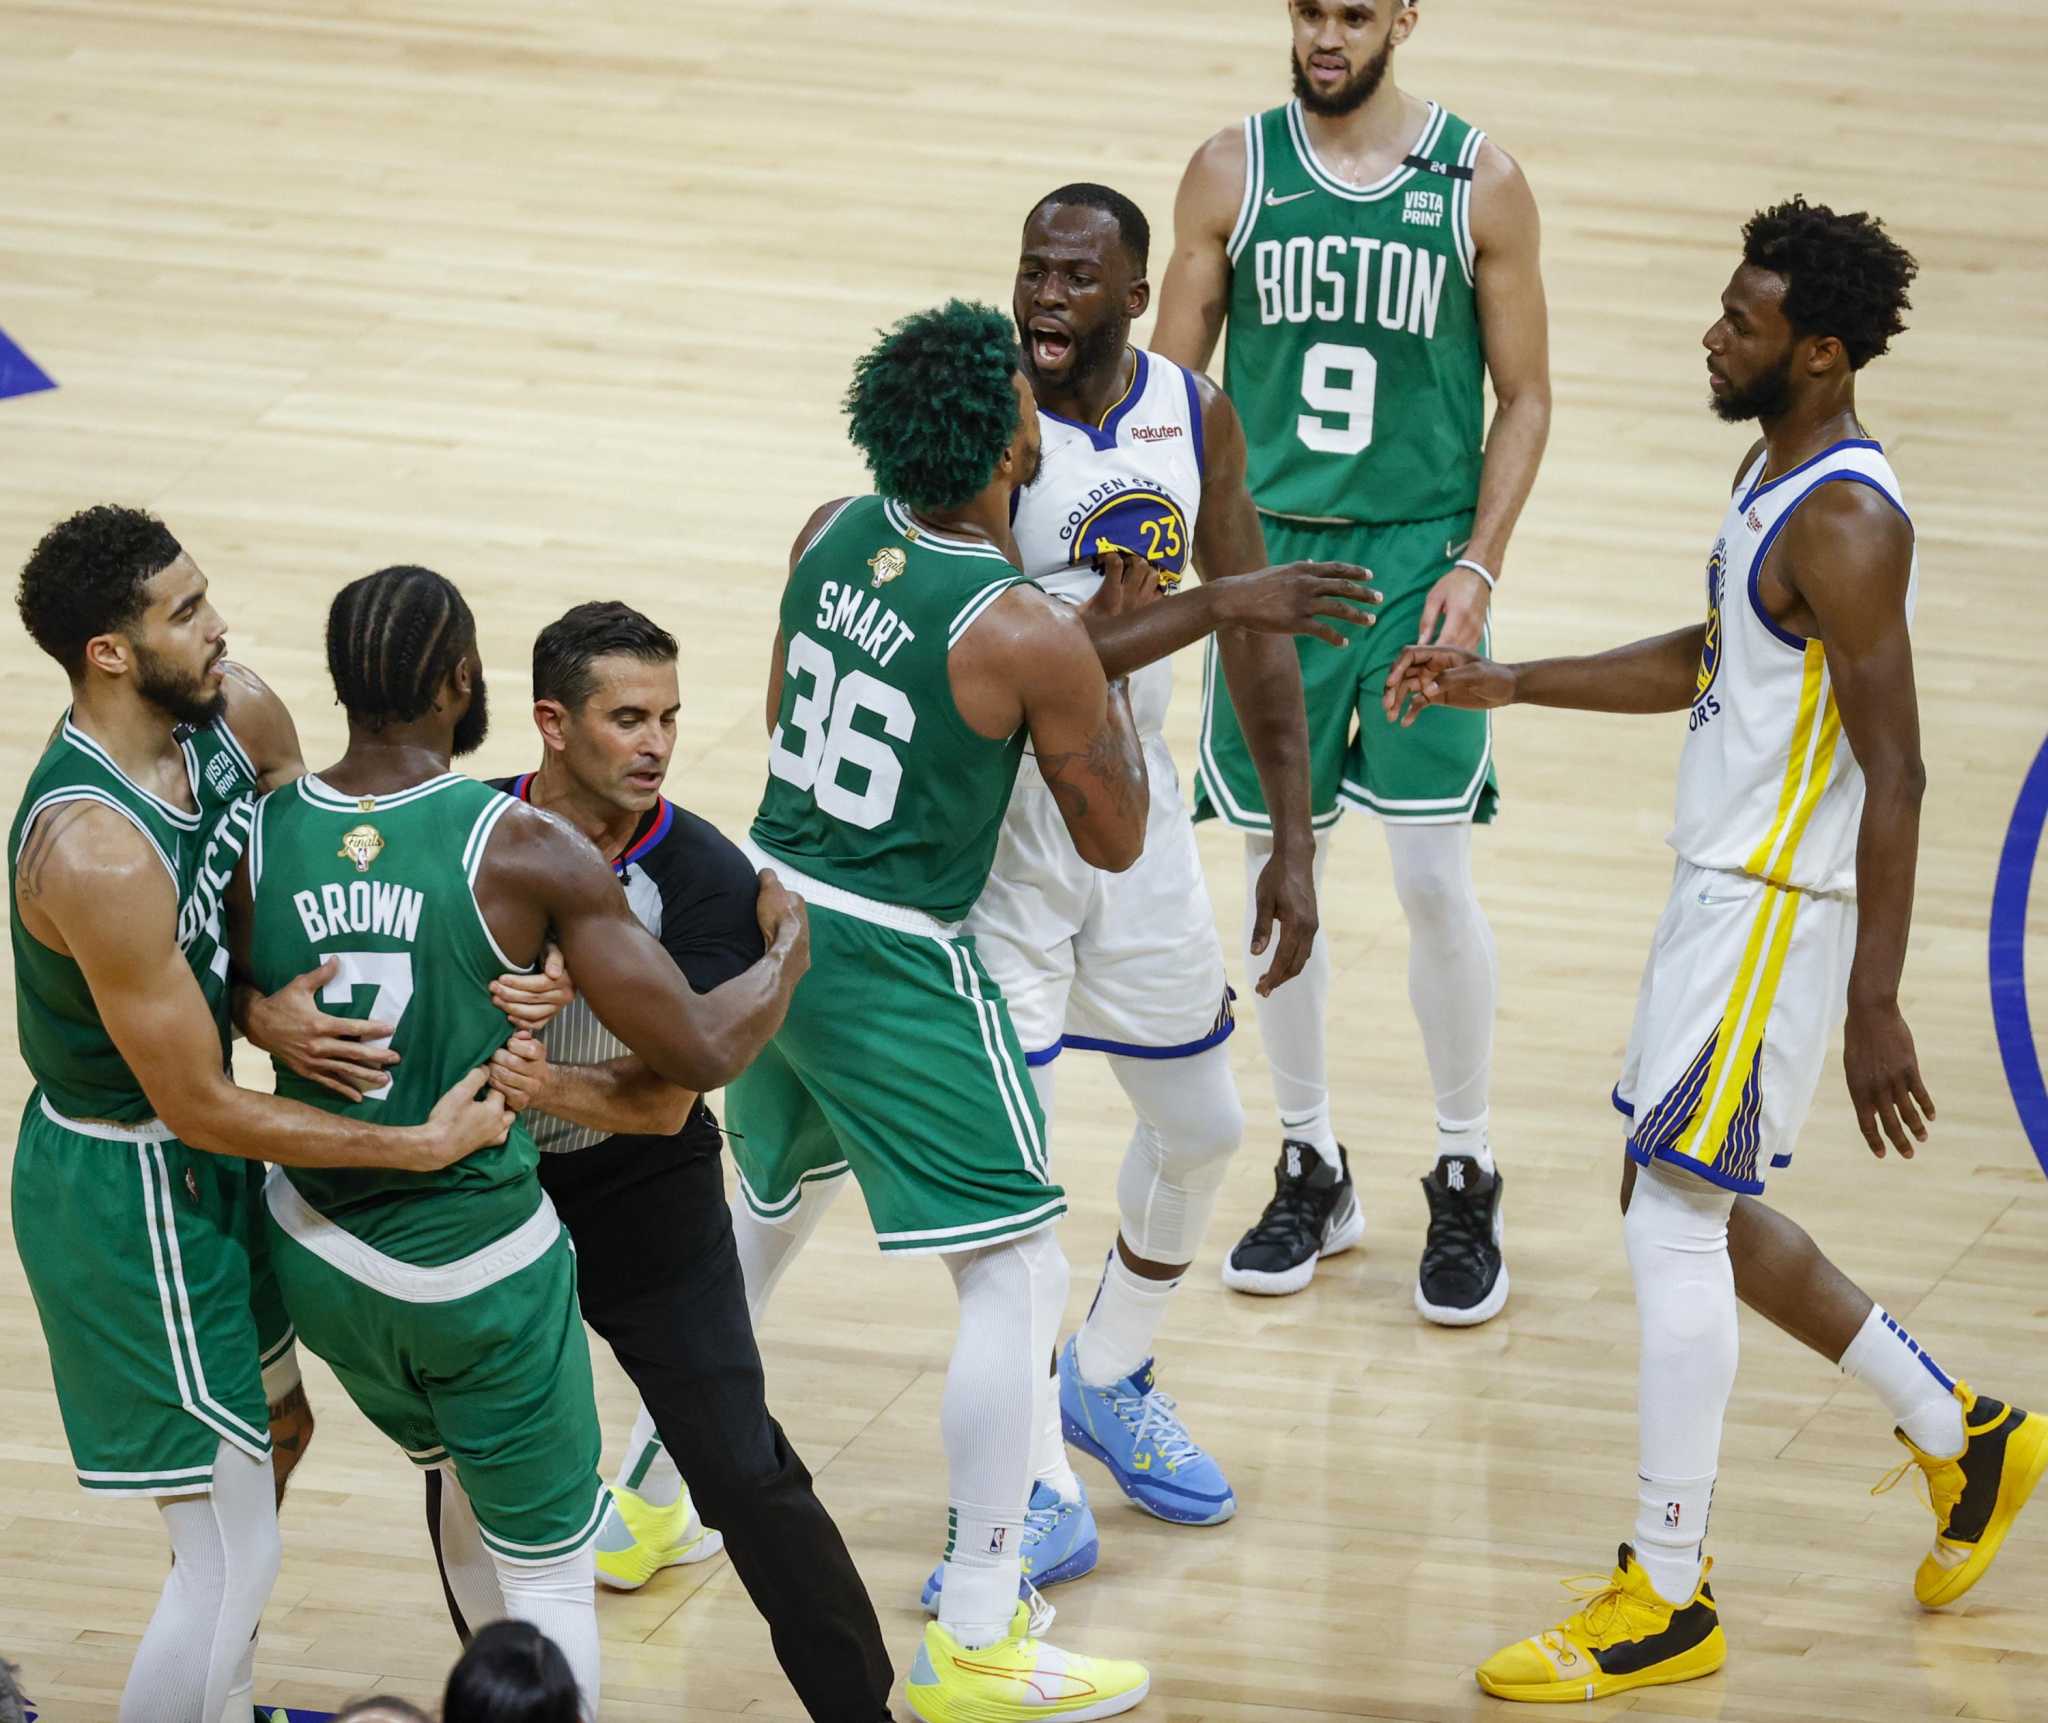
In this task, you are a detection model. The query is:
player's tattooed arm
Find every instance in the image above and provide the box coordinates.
[13,799,97,909]
[1151,124,1247,372]
[475,803,808,1093]
[952,585,1147,871]
[1777,482,1930,1161]
[220,661,308,791]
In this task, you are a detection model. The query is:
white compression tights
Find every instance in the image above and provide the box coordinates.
[431,1468,601,1719]
[1625,1159,1739,1605]
[1242,823,1497,1158]
[126,1440,280,1723]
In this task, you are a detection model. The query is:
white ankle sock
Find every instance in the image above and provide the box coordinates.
[1436,1112,1494,1175]
[1840,1305,1965,1457]
[1633,1473,1714,1605]
[1032,1351,1083,1504]
[1073,1251,1177,1388]
[614,1402,682,1508]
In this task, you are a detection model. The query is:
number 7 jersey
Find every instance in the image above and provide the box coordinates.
[752,495,1038,922]
[1224,97,1486,525]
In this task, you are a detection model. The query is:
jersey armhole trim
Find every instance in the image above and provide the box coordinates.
[795,496,862,567]
[947,576,1028,649]
[463,793,533,974]
[248,789,269,893]
[1226,114,1264,263]
[215,717,259,787]
[1453,126,1486,287]
[1182,365,1207,478]
[1745,470,1912,652]
[16,787,177,884]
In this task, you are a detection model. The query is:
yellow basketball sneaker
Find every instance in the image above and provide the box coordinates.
[1476,1544,1725,1703]
[1875,1381,2048,1609]
[593,1482,724,1592]
[905,1602,1150,1721]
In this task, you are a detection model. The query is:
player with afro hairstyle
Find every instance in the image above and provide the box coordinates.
[1741,195,1918,370]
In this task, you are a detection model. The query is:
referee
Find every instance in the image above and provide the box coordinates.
[431,601,891,1721]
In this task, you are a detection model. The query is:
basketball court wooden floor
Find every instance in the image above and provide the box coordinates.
[0,1,2043,1717]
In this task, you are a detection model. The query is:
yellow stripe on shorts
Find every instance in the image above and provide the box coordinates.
[1675,882,1804,1169]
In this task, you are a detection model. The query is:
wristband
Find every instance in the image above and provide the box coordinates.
[1453,557,1497,591]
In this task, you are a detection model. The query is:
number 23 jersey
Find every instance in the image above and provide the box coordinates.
[1012,348,1204,739]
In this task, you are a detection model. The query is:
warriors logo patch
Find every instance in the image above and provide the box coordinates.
[338,824,385,873]
[1696,541,1726,701]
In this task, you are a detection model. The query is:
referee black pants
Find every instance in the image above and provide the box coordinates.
[428,1133,893,1721]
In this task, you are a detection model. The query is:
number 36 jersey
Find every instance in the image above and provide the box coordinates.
[1224,98,1486,526]
[1012,347,1205,738]
[752,495,1037,923]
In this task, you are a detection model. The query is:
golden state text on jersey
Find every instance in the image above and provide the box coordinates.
[1691,538,1726,732]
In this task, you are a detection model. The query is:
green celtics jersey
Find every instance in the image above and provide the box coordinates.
[245,772,538,1265]
[10,713,258,1124]
[752,495,1036,922]
[1223,98,1486,525]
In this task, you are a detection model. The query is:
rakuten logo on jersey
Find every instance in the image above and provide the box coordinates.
[1128,424,1184,443]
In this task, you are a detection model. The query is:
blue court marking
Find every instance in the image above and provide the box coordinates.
[0,325,56,399]
[1989,734,2048,1178]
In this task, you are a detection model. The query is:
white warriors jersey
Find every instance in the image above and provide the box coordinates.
[1669,438,1916,898]
[1012,348,1206,736]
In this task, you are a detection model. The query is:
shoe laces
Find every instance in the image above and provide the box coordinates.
[1111,1381,1204,1469]
[1242,1171,1330,1249]
[1421,1174,1493,1273]
[1550,1573,1639,1648]
[1024,1494,1067,1539]
[1873,1451,1963,1530]
[1023,1581,1056,1637]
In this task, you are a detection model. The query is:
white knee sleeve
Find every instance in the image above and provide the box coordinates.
[432,1466,507,1636]
[1624,1161,1738,1600]
[127,1441,281,1723]
[733,1170,845,1324]
[491,1542,600,1721]
[1383,822,1497,1136]
[1106,1044,1244,1266]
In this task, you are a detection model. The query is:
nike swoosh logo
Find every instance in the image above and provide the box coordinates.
[1446,538,1471,559]
[1696,892,1744,907]
[1264,188,1315,207]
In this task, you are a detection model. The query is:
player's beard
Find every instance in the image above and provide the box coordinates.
[1292,36,1394,118]
[1710,348,1796,423]
[134,641,227,729]
[452,671,489,758]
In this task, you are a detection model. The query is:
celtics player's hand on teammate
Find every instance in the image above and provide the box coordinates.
[240,957,400,1101]
[755,869,811,979]
[1213,562,1381,645]
[1417,563,1493,652]
[486,1031,552,1115]
[491,941,574,1031]
[1382,645,1518,727]
[417,1065,514,1169]
[1082,549,1166,617]
[1844,996,1935,1160]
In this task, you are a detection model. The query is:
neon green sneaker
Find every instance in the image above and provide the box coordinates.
[593,1482,724,1592]
[906,1601,1149,1720]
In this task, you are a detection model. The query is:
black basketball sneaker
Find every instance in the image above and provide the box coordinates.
[1415,1154,1508,1326]
[1220,1140,1364,1296]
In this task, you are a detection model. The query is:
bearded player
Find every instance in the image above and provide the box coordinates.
[1387,199,2045,1700]
[1153,0,1551,1324]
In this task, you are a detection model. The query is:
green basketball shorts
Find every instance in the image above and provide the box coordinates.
[263,1173,605,1562]
[726,873,1065,1255]
[1195,509,1499,830]
[12,1094,295,1496]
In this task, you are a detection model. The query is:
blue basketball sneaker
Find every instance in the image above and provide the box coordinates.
[919,1480,1100,1611]
[1058,1338,1235,1525]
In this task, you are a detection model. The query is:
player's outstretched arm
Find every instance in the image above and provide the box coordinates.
[954,585,1147,872]
[476,803,808,1093]
[1150,125,1246,372]
[487,1033,698,1138]
[1382,626,1706,725]
[1779,483,1931,1161]
[24,807,511,1170]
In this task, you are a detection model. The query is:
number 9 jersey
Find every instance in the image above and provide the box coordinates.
[1224,97,1486,526]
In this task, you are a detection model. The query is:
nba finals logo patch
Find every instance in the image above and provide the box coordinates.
[868,546,906,588]
[338,824,384,873]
